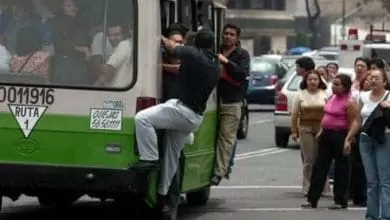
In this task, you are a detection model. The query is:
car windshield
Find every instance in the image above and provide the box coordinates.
[366,48,390,66]
[287,74,302,91]
[250,59,276,73]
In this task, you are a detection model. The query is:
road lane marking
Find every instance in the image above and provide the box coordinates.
[235,149,289,160]
[191,207,366,212]
[213,185,302,189]
[235,147,278,157]
[249,119,273,125]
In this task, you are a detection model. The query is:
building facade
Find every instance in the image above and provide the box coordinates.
[226,0,388,55]
[226,0,296,56]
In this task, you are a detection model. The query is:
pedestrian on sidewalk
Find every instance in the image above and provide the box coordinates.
[301,74,357,209]
[290,68,330,196]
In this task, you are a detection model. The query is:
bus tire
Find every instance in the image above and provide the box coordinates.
[186,186,210,206]
[38,193,79,207]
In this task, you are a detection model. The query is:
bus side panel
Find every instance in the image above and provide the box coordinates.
[0,113,137,168]
[181,90,217,192]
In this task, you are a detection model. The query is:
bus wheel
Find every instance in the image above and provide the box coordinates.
[186,186,210,206]
[38,193,79,207]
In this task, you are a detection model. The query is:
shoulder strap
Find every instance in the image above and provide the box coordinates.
[17,51,36,73]
[362,91,390,127]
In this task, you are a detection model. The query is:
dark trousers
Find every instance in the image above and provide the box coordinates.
[349,134,367,204]
[307,129,351,206]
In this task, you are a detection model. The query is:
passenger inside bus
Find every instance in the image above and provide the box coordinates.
[0,0,42,54]
[0,0,134,88]
[94,22,132,87]
[9,26,49,78]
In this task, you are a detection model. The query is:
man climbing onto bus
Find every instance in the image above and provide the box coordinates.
[133,29,220,213]
[211,24,250,185]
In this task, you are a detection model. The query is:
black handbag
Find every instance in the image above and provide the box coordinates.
[361,92,390,144]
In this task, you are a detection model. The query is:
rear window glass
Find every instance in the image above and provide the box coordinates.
[365,48,390,65]
[0,0,135,90]
[287,74,302,91]
[250,60,276,73]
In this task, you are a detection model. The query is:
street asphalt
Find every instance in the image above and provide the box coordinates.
[0,105,366,220]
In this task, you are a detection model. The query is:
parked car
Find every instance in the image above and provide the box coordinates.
[273,61,349,148]
[246,57,288,105]
[274,59,336,96]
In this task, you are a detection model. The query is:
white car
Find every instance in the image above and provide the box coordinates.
[273,67,354,148]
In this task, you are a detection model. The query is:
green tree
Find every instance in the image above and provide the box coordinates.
[305,0,321,48]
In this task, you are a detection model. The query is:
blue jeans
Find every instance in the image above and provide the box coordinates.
[360,133,390,220]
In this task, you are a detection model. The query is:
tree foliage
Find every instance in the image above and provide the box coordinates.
[305,0,321,48]
[364,0,390,12]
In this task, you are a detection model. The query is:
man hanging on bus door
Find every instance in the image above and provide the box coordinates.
[161,23,189,102]
[133,29,220,214]
[211,24,250,185]
[160,22,190,210]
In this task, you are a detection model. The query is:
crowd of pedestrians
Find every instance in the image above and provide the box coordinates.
[291,56,390,220]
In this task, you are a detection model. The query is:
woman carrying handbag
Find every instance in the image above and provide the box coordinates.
[345,69,390,220]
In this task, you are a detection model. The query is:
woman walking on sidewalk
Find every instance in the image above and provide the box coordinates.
[345,69,390,219]
[301,74,358,209]
[290,70,330,196]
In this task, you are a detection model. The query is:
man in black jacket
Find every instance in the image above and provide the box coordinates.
[211,24,250,185]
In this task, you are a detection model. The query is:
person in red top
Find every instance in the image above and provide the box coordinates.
[211,24,250,185]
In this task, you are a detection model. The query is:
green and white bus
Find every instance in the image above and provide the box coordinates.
[0,0,226,219]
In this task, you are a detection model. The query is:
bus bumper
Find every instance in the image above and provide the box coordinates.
[0,163,151,194]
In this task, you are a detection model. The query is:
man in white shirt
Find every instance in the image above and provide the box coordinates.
[95,23,132,88]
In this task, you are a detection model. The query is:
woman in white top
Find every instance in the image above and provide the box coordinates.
[345,69,390,220]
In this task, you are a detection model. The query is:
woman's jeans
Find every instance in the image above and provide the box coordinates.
[360,133,390,220]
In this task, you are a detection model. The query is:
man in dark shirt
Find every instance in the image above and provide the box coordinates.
[295,56,315,76]
[133,29,220,207]
[211,24,250,185]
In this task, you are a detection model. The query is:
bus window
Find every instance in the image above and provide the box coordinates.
[161,0,176,36]
[0,0,136,90]
[214,7,224,51]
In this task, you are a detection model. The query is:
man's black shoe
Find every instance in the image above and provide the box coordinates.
[131,160,159,171]
[353,201,366,207]
[211,176,222,185]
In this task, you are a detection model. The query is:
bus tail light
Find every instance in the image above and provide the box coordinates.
[136,97,157,113]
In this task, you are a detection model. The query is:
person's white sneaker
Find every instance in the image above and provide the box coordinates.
[185,133,194,145]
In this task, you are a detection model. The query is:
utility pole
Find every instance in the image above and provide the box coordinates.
[341,0,346,39]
